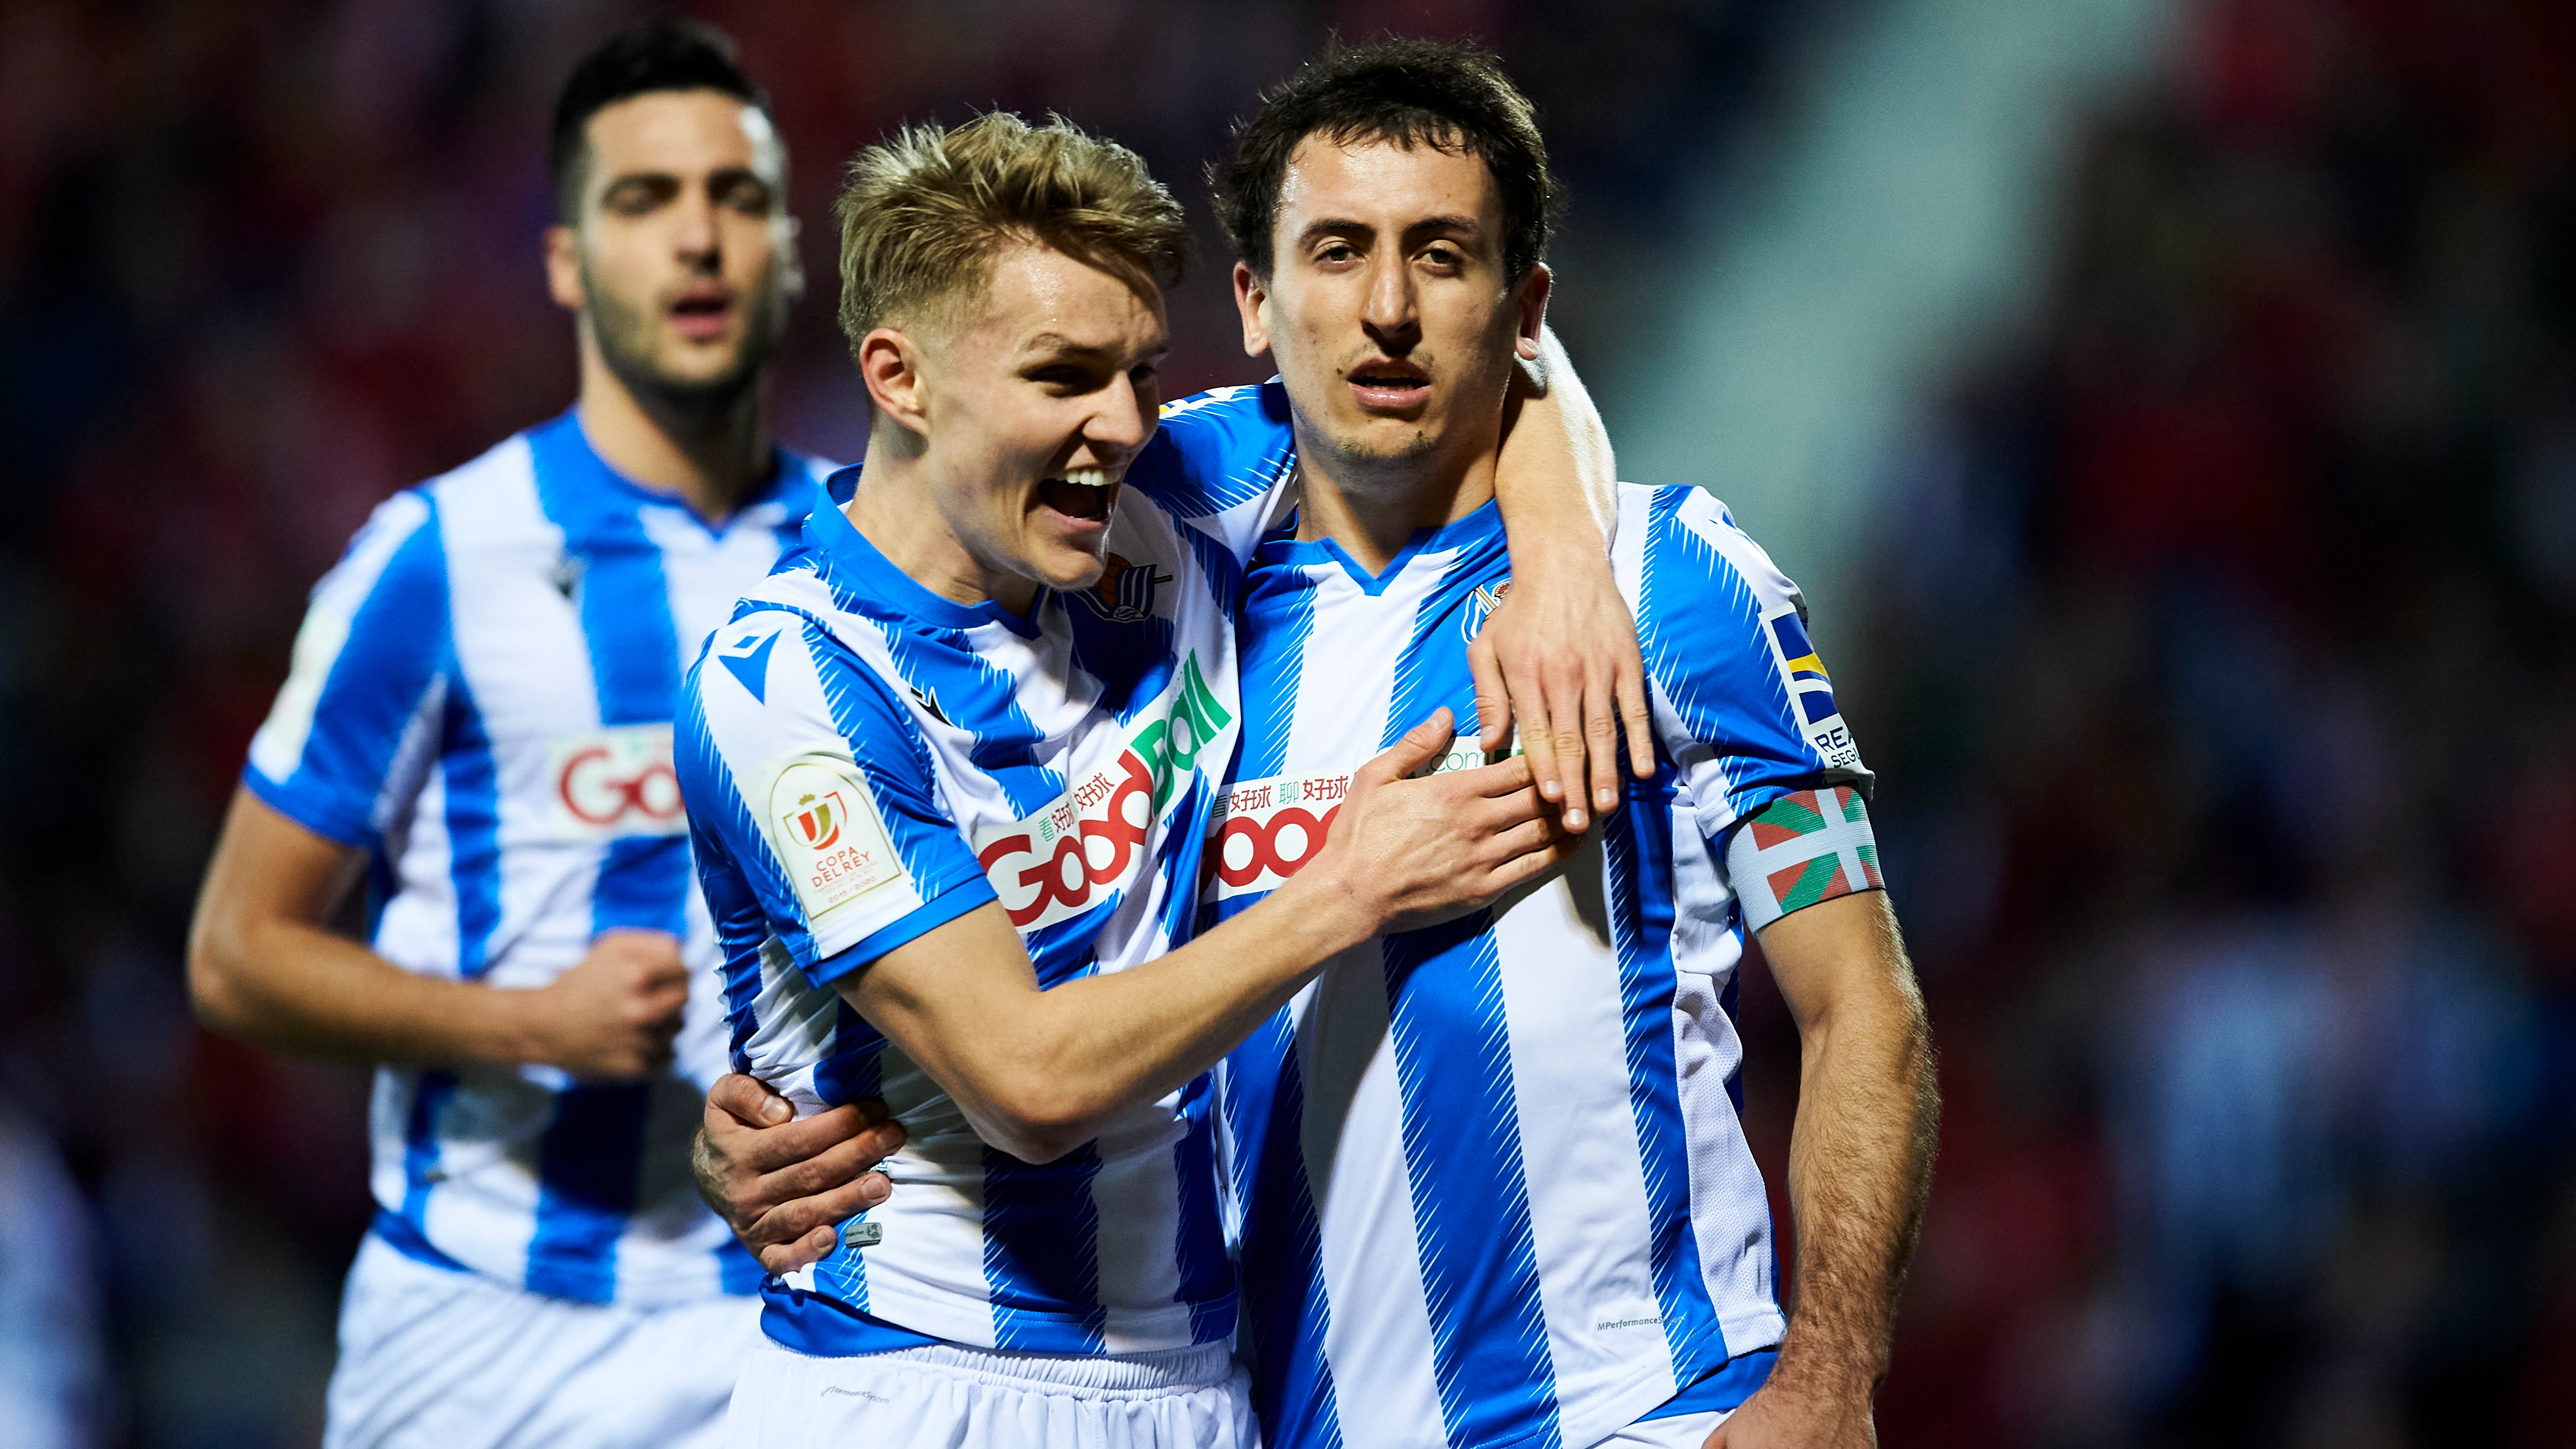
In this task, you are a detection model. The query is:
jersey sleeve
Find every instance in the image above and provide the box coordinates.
[1125,381,1300,566]
[676,611,995,984]
[1626,484,1883,932]
[243,489,450,848]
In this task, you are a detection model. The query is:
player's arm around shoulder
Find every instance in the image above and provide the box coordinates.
[822,706,1575,1166]
[1476,326,1656,832]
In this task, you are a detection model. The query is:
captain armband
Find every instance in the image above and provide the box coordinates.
[1725,785,1884,933]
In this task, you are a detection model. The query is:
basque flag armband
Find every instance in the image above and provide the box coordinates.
[1725,784,1885,932]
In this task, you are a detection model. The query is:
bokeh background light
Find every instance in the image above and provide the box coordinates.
[1,2,2570,1445]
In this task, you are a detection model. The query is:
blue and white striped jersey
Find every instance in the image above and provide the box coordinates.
[674,384,1295,1358]
[1210,483,1879,1449]
[243,412,833,1307]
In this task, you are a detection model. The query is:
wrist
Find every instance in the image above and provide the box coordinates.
[471,983,555,1067]
[1264,865,1378,959]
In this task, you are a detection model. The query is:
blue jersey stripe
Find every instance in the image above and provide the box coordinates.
[1606,767,1731,1380]
[397,1069,459,1240]
[441,678,503,978]
[1381,921,1564,1448]
[809,1014,888,1314]
[519,413,676,1303]
[982,1145,1109,1352]
[1222,1016,1347,1448]
[1236,565,1317,782]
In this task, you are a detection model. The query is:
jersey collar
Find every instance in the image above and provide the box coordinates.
[1256,494,1506,596]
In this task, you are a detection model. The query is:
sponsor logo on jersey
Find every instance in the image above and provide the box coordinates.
[763,756,905,925]
[547,724,688,840]
[1206,741,1509,900]
[1076,553,1171,624]
[970,650,1234,931]
[1459,577,1512,642]
[1759,602,1863,772]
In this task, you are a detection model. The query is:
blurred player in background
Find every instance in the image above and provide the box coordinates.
[183,19,896,1449]
[1190,42,1938,1449]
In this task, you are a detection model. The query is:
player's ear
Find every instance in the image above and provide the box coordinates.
[1233,261,1273,359]
[1511,262,1550,363]
[544,225,585,312]
[858,327,932,440]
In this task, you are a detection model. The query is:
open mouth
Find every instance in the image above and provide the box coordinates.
[668,288,736,342]
[1348,357,1431,411]
[1037,467,1120,527]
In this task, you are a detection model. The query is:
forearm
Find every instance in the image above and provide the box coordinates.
[1495,326,1616,552]
[192,914,540,1067]
[1023,871,1374,1122]
[1773,965,1938,1396]
[848,870,1376,1162]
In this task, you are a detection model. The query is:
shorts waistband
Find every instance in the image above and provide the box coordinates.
[858,1339,1233,1394]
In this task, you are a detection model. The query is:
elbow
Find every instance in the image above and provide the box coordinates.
[184,913,257,1041]
[973,1071,1107,1165]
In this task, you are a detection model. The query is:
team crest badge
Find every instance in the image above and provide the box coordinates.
[1460,577,1513,641]
[1078,553,1170,623]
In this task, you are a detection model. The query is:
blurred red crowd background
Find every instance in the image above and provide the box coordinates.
[0,2,2569,1446]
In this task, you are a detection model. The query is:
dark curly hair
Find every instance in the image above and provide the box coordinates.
[1208,37,1558,283]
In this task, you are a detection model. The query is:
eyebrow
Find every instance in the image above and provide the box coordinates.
[1020,333,1166,360]
[1296,214,1487,246]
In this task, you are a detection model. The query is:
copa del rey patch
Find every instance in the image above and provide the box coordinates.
[764,756,904,926]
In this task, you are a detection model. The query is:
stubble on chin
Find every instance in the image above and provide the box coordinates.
[584,261,786,413]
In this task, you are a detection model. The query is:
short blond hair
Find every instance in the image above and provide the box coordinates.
[834,111,1189,350]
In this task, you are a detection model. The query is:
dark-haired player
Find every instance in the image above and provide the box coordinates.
[1191,41,1937,1449]
[185,19,895,1448]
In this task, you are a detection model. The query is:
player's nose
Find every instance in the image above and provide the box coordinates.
[1362,252,1417,337]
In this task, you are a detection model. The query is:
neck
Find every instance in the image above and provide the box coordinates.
[574,329,771,522]
[1291,419,1497,575]
[841,420,1040,616]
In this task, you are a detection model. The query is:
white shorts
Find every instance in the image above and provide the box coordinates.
[725,1334,1259,1449]
[324,1234,762,1449]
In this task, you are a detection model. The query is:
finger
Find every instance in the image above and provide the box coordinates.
[1507,655,1563,807]
[1618,654,1655,779]
[733,1103,862,1170]
[754,1125,902,1201]
[1582,667,1621,818]
[1437,754,1537,799]
[1543,670,1592,834]
[1357,708,1455,788]
[710,1072,795,1129]
[758,1223,841,1276]
[751,1175,898,1252]
[1478,814,1572,865]
[1466,634,1509,753]
[1481,834,1578,893]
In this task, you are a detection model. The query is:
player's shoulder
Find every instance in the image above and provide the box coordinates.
[1133,379,1296,518]
[1616,481,1802,621]
[405,429,560,555]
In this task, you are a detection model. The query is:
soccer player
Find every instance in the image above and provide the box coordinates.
[1188,42,1938,1449]
[183,21,901,1448]
[675,111,1632,1445]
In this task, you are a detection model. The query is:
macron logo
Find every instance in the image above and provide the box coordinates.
[718,631,780,703]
